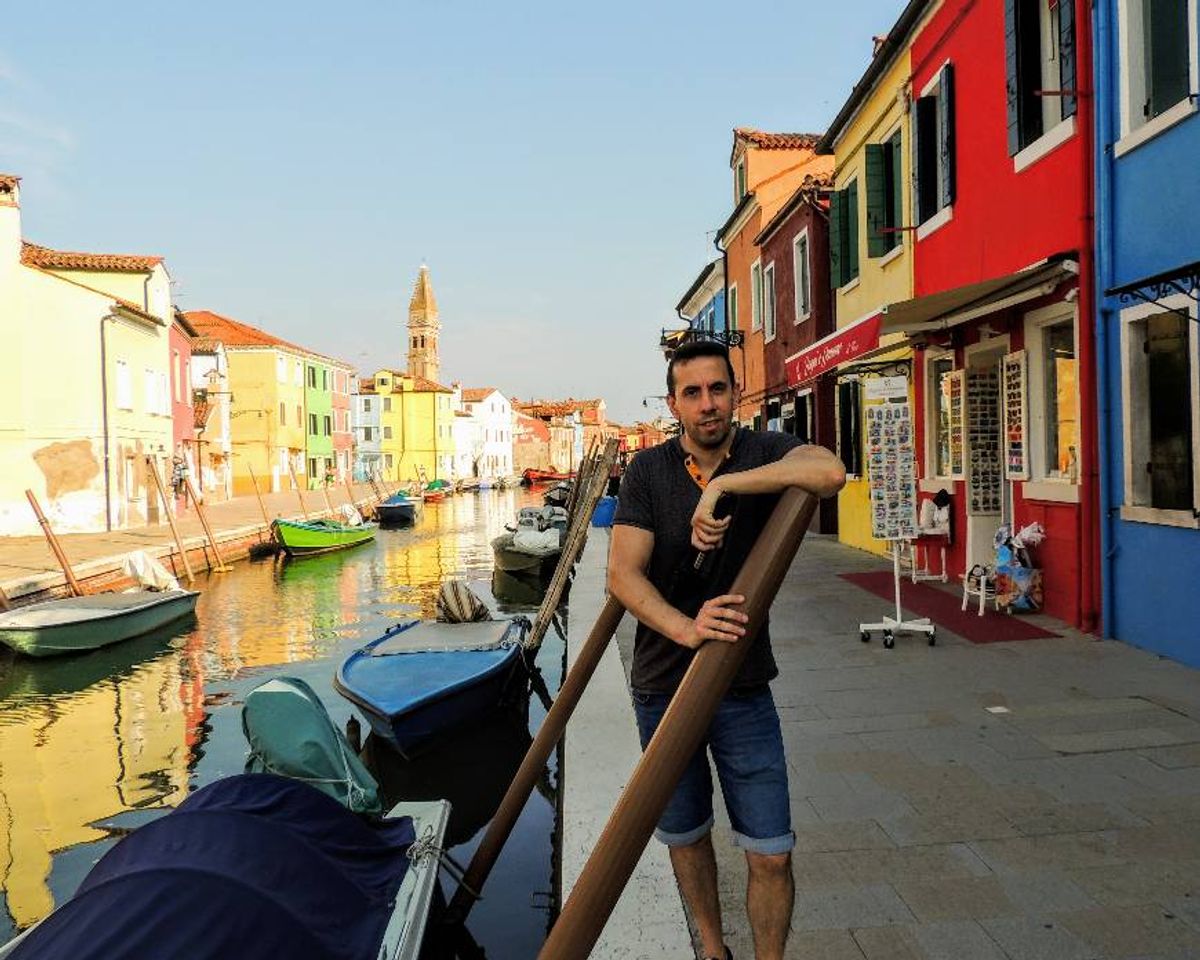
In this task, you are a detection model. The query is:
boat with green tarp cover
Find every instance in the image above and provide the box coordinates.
[271,517,378,557]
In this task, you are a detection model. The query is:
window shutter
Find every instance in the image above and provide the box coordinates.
[938,63,956,207]
[1058,0,1076,118]
[846,183,860,282]
[865,144,887,258]
[891,132,904,238]
[829,189,845,288]
[1004,0,1020,156]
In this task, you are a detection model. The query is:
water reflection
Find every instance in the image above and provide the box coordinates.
[0,488,557,952]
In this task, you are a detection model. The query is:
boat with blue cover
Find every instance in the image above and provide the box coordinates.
[375,492,423,526]
[334,618,531,758]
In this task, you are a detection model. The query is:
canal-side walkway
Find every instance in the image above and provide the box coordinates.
[0,483,379,600]
[566,531,1200,959]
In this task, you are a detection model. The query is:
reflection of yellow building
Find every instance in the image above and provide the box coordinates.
[0,654,191,928]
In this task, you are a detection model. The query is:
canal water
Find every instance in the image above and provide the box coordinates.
[0,489,564,957]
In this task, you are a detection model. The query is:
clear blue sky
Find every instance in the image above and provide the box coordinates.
[4,1,899,424]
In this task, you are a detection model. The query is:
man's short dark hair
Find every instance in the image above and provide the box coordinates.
[667,339,737,396]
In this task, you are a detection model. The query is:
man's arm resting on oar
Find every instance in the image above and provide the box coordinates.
[607,524,747,651]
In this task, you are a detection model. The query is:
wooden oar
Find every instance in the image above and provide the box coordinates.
[144,457,195,584]
[25,490,84,596]
[183,477,231,572]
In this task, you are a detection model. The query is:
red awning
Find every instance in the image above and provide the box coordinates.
[784,313,882,386]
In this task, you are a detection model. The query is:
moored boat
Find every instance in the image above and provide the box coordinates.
[0,589,199,658]
[375,492,423,526]
[334,618,531,758]
[272,517,378,556]
[521,467,575,486]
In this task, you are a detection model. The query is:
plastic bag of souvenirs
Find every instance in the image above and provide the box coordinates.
[994,564,1043,613]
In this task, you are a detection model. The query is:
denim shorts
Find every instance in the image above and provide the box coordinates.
[631,685,794,855]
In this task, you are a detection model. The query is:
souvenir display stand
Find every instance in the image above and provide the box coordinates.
[857,382,936,649]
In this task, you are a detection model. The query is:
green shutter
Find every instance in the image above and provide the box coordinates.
[938,63,956,208]
[865,144,887,258]
[829,189,844,288]
[846,182,859,282]
[1004,0,1020,156]
[891,131,904,239]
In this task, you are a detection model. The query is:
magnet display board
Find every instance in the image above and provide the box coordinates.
[967,367,1002,514]
[1002,350,1028,480]
[866,400,917,540]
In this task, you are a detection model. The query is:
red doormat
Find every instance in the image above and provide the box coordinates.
[838,571,1060,644]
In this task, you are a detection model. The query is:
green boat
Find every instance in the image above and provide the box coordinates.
[272,517,378,557]
[0,589,199,658]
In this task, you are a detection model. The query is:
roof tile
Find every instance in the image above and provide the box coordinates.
[21,241,162,272]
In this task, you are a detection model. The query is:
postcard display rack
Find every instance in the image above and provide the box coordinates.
[858,382,936,649]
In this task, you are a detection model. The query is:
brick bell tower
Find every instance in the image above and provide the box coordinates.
[406,264,440,383]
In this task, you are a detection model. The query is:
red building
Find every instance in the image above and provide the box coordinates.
[754,174,839,535]
[905,0,1097,629]
[169,312,197,503]
[332,365,353,481]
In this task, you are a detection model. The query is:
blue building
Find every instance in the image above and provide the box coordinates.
[1094,0,1200,665]
[675,260,726,338]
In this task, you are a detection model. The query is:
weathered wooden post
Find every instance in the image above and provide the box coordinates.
[145,457,196,585]
[247,465,273,527]
[537,489,819,960]
[25,490,85,596]
[183,476,231,572]
[288,465,310,519]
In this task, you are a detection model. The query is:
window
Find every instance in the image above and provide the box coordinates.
[363,398,372,412]
[383,397,392,412]
[307,366,316,388]
[1121,300,1198,516]
[277,355,287,383]
[323,415,332,436]
[728,284,739,332]
[867,128,906,254]
[763,263,777,341]
[309,413,318,435]
[363,426,374,442]
[308,458,318,478]
[322,370,328,390]
[793,230,811,321]
[279,402,286,426]
[294,360,302,386]
[829,180,860,289]
[1121,0,1196,135]
[734,157,747,202]
[115,360,132,410]
[144,369,156,414]
[296,405,302,426]
[1042,321,1079,479]
[913,64,956,225]
[385,454,394,470]
[173,350,182,403]
[384,426,393,439]
[279,448,289,473]
[751,261,763,332]
[928,355,955,476]
[1005,0,1077,155]
[837,380,863,476]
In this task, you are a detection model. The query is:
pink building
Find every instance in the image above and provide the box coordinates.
[169,312,197,502]
[332,364,354,481]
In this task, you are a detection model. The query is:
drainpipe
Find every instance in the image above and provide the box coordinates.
[712,231,745,410]
[99,313,114,531]
[1093,0,1117,639]
[1075,0,1100,635]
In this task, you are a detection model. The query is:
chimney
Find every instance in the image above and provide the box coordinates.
[872,34,889,56]
[0,174,21,270]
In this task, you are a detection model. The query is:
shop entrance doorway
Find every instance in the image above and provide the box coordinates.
[964,341,1009,570]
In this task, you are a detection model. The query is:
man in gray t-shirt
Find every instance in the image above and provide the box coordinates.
[608,340,845,960]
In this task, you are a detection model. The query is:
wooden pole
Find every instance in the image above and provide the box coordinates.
[537,490,819,960]
[288,465,310,519]
[322,485,337,518]
[247,465,273,528]
[145,457,195,585]
[0,584,11,611]
[183,476,231,572]
[25,490,85,597]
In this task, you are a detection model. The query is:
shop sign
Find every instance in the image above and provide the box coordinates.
[864,376,909,401]
[785,313,883,385]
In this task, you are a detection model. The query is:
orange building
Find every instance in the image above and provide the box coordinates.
[715,129,832,426]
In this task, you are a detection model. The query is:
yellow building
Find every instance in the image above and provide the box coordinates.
[365,370,456,484]
[184,311,314,496]
[0,174,176,536]
[816,17,932,556]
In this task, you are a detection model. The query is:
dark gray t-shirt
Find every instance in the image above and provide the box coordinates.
[613,428,803,693]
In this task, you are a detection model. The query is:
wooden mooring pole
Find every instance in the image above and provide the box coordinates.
[145,457,196,585]
[247,465,273,528]
[25,490,85,597]
[183,477,231,572]
[288,465,310,519]
[535,489,819,960]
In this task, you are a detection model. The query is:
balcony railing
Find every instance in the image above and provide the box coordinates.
[659,326,744,357]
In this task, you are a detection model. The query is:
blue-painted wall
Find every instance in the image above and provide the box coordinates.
[1094,0,1200,666]
[686,289,726,335]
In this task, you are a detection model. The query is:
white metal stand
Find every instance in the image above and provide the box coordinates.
[859,541,937,649]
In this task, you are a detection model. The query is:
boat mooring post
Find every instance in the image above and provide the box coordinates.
[247,465,273,529]
[144,457,196,585]
[537,489,819,960]
[183,476,231,572]
[288,465,311,519]
[0,584,11,611]
[321,484,337,518]
[25,489,85,597]
[343,476,364,517]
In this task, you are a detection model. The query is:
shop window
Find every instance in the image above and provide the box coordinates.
[751,261,763,332]
[927,354,955,477]
[1121,0,1195,133]
[1005,0,1077,154]
[763,263,777,341]
[829,180,860,288]
[914,65,955,225]
[793,230,811,321]
[1122,302,1198,514]
[837,380,863,476]
[1042,321,1079,479]
[866,128,904,255]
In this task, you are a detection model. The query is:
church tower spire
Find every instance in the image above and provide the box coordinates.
[406,264,440,382]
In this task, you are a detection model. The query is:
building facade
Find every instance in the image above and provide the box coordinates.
[304,358,334,488]
[189,332,233,501]
[331,364,354,482]
[353,378,382,481]
[461,388,514,479]
[367,369,456,484]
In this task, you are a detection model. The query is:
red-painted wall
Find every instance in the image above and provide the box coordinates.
[169,322,194,459]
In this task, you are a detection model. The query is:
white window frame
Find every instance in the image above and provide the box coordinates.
[728,283,739,333]
[734,157,747,202]
[750,259,763,332]
[115,359,133,411]
[924,346,957,482]
[1023,302,1082,496]
[1116,0,1200,155]
[144,368,156,415]
[276,354,287,383]
[793,228,812,323]
[294,359,303,386]
[1119,292,1200,527]
[763,262,777,342]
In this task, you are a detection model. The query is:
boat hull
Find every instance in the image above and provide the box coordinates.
[0,590,199,658]
[272,518,378,556]
[491,534,561,579]
[376,502,420,525]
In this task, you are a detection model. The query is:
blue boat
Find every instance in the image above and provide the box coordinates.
[334,619,530,758]
[375,492,423,526]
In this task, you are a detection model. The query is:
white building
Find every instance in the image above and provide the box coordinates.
[188,330,233,501]
[461,388,514,479]
[352,376,382,481]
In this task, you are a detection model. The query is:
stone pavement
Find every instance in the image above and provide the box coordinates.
[0,482,378,598]
[565,531,1200,960]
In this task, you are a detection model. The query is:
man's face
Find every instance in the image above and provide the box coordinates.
[666,356,739,449]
